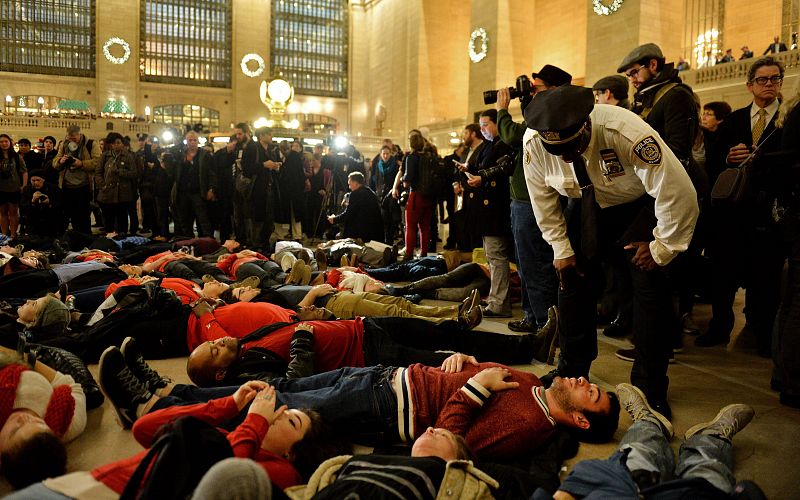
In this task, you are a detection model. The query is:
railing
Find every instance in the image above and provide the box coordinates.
[682,49,800,87]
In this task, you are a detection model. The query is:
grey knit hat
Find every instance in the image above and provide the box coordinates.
[34,296,71,331]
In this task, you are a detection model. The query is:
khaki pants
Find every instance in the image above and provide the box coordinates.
[326,291,458,323]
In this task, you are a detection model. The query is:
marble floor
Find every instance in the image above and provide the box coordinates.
[1,290,797,498]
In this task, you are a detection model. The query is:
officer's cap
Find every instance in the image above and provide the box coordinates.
[592,75,629,97]
[617,43,664,73]
[524,85,594,154]
[531,65,572,87]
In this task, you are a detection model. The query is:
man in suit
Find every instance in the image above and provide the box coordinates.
[697,57,785,357]
[763,36,788,55]
[455,124,488,250]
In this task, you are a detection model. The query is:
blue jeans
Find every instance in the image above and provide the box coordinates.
[622,420,735,493]
[510,200,557,327]
[366,256,447,282]
[151,384,239,412]
[271,365,399,446]
[557,420,736,498]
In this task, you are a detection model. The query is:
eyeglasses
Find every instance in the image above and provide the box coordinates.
[751,76,783,86]
[624,66,643,79]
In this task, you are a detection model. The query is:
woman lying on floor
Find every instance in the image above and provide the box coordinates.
[4,379,345,498]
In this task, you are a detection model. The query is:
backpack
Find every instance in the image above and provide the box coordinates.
[413,153,447,199]
[120,416,233,500]
[76,280,189,363]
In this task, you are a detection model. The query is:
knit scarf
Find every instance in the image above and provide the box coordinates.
[0,364,75,438]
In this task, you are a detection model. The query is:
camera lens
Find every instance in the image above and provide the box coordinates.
[483,90,498,105]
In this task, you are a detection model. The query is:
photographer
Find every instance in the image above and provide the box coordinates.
[53,124,102,235]
[494,65,570,332]
[21,170,63,238]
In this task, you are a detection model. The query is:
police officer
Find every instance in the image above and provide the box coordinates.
[522,85,699,418]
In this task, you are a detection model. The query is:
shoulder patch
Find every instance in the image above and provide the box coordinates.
[633,136,662,165]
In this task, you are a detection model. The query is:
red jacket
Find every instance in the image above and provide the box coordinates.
[242,318,366,373]
[106,277,200,304]
[186,302,297,351]
[91,396,302,492]
[216,252,269,280]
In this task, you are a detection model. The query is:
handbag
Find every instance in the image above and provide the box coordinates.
[711,165,751,206]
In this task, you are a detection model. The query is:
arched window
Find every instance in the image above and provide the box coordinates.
[153,104,220,131]
[140,0,232,88]
[0,0,95,76]
[270,0,349,98]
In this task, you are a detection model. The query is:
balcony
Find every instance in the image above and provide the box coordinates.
[681,49,800,107]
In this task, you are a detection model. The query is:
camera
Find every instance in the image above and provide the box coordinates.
[62,155,76,168]
[483,75,532,105]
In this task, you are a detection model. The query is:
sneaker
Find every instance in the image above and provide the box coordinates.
[99,346,153,428]
[297,250,311,265]
[616,347,676,364]
[231,275,261,290]
[616,383,674,439]
[482,307,512,318]
[340,254,349,267]
[280,253,297,272]
[120,337,171,392]
[286,260,306,285]
[684,404,754,442]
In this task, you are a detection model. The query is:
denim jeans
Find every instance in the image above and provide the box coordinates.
[366,256,448,282]
[510,200,557,327]
[151,384,239,412]
[271,365,399,446]
[622,420,735,493]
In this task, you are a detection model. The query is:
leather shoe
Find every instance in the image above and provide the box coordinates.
[508,320,536,333]
[780,392,800,409]
[532,306,559,365]
[459,303,483,330]
[384,284,410,297]
[538,369,561,388]
[402,294,423,304]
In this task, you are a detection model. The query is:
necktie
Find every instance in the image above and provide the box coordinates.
[571,156,598,259]
[752,108,767,146]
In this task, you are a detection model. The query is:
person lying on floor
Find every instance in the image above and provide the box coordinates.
[4,379,346,497]
[0,344,86,490]
[0,258,127,299]
[384,261,492,304]
[137,250,230,285]
[112,352,618,463]
[541,384,761,500]
[186,305,555,386]
[209,282,483,328]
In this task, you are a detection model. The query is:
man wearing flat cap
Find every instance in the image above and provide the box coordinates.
[618,43,708,350]
[522,85,699,418]
[592,75,630,110]
[494,65,571,333]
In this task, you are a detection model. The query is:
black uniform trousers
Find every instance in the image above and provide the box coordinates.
[558,195,675,405]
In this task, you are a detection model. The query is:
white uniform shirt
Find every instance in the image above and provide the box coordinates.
[522,104,698,266]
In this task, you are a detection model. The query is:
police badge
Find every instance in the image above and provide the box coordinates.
[633,136,662,165]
